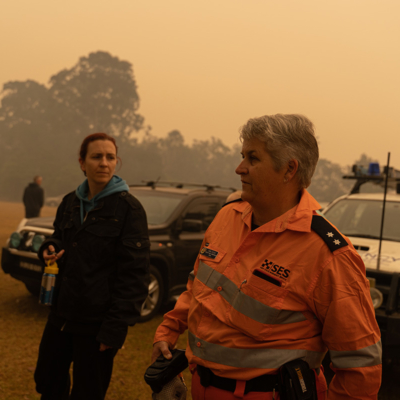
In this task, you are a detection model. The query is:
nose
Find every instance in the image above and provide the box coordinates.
[100,156,108,166]
[235,159,247,175]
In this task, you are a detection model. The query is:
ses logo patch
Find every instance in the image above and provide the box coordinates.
[260,258,291,280]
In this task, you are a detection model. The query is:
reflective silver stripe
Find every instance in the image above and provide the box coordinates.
[189,331,325,369]
[196,261,307,325]
[188,270,195,281]
[330,340,382,368]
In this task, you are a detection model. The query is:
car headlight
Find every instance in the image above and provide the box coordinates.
[370,287,383,309]
[9,232,22,248]
[32,234,46,253]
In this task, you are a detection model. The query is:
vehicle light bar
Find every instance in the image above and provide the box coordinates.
[344,162,400,194]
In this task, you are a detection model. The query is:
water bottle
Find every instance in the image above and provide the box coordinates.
[39,260,59,305]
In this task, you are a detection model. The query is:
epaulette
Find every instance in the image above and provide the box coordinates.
[65,192,78,210]
[120,191,142,210]
[311,215,348,252]
[222,198,243,208]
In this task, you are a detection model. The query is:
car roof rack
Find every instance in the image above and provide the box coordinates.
[129,180,239,192]
[129,180,237,192]
[343,163,400,194]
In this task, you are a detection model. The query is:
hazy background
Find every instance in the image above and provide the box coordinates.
[1,0,399,201]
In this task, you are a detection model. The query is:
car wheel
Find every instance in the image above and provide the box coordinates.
[140,265,164,322]
[25,282,41,296]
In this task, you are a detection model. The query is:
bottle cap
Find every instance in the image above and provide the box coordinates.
[45,260,59,274]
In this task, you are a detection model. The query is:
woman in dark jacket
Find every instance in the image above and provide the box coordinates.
[34,133,150,400]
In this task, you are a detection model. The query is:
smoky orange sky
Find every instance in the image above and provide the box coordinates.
[1,0,399,169]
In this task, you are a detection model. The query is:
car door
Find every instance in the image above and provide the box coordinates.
[172,196,223,285]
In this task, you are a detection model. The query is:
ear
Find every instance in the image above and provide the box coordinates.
[79,158,86,173]
[284,159,299,182]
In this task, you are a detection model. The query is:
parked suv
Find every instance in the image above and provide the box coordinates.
[1,182,235,321]
[323,166,400,362]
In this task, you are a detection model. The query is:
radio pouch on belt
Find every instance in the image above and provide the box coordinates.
[278,359,317,400]
[144,349,189,394]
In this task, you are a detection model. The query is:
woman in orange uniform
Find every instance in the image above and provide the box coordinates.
[152,114,382,400]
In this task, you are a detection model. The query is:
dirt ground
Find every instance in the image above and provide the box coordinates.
[0,201,398,399]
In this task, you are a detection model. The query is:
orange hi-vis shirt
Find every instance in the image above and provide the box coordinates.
[154,190,382,399]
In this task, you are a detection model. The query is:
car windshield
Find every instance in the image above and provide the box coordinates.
[324,199,400,242]
[129,190,183,225]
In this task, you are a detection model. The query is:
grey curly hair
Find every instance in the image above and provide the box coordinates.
[239,114,319,188]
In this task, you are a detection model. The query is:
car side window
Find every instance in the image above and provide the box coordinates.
[183,198,221,231]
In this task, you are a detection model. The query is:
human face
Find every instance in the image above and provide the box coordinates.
[235,137,286,208]
[79,140,117,189]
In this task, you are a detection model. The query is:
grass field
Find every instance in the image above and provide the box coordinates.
[0,202,192,400]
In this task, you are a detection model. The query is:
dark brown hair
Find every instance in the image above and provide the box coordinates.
[79,133,118,161]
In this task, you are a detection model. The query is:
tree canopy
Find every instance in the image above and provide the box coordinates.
[0,51,144,200]
[48,51,144,139]
[0,51,370,204]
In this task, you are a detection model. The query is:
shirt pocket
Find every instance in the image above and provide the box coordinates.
[85,219,122,238]
[122,237,150,250]
[60,217,75,243]
[83,220,123,260]
[198,243,227,264]
[192,244,227,298]
[226,269,290,340]
[59,212,74,230]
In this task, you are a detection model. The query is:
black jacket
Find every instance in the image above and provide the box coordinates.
[38,190,150,348]
[23,182,44,218]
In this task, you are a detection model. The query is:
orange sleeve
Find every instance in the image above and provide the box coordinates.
[313,250,382,400]
[153,279,193,348]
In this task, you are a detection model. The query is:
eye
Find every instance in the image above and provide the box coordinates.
[250,155,258,163]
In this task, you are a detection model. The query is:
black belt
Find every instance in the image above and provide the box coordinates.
[197,365,279,394]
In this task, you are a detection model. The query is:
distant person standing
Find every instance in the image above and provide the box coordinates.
[23,176,44,218]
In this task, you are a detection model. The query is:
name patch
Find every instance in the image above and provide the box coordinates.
[200,248,219,259]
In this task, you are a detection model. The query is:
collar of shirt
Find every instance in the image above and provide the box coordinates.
[232,189,321,234]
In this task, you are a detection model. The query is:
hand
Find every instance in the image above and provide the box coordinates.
[43,245,65,264]
[151,341,172,364]
[100,343,112,351]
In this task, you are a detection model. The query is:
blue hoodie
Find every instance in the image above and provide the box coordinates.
[75,175,129,224]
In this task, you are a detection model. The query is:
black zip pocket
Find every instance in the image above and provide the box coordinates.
[253,269,281,287]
